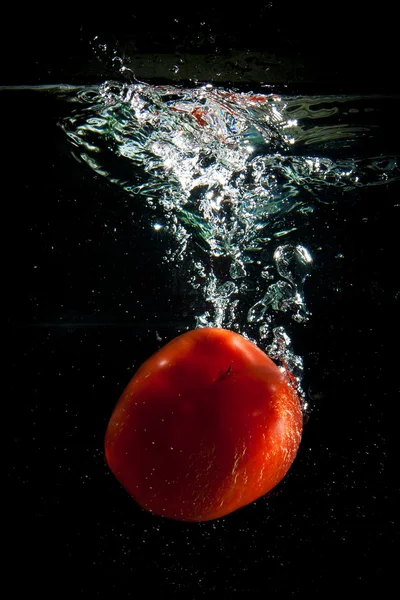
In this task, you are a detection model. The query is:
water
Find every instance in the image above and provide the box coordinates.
[4,25,398,598]
[3,82,398,397]
[44,81,398,398]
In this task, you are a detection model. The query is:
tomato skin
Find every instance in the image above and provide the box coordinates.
[105,328,302,522]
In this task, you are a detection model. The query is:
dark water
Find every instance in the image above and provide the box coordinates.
[4,14,399,598]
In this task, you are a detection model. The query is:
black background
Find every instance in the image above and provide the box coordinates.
[4,4,399,597]
[1,3,399,91]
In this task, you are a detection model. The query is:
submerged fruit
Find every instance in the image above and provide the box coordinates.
[105,327,302,522]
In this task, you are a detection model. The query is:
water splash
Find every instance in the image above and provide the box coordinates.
[57,81,399,394]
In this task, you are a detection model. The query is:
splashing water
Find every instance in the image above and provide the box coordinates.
[56,81,399,397]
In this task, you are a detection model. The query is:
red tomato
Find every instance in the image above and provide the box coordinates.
[105,328,302,522]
